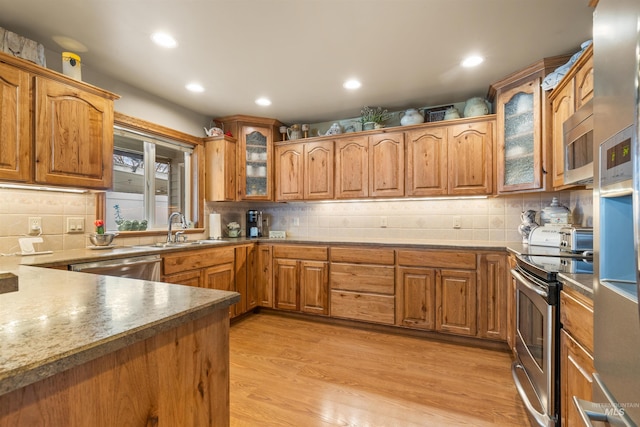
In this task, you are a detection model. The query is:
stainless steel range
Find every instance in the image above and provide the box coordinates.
[511,252,593,427]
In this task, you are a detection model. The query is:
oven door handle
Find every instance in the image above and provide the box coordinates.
[512,362,550,427]
[511,268,549,298]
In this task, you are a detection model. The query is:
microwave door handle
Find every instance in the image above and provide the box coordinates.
[511,269,549,298]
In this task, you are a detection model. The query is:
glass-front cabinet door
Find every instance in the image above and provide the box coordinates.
[238,125,272,200]
[496,78,544,193]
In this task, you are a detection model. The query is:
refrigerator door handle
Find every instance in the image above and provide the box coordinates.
[573,373,638,427]
[573,397,631,426]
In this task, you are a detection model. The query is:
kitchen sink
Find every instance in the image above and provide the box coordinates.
[134,240,227,249]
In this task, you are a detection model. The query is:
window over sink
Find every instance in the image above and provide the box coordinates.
[103,125,197,232]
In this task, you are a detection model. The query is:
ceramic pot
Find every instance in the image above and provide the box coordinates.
[363,121,376,131]
[444,107,461,120]
[400,108,424,126]
[463,97,490,117]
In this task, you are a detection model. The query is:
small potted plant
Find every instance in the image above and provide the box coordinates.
[90,219,117,246]
[361,106,390,130]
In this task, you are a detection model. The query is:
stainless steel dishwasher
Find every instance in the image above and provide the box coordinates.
[70,255,161,281]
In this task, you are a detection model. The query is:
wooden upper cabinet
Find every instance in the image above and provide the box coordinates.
[335,136,368,199]
[551,81,574,189]
[0,62,30,182]
[275,142,304,201]
[496,79,544,193]
[215,115,284,201]
[304,141,334,200]
[405,127,448,196]
[368,131,404,197]
[205,136,236,201]
[34,77,114,189]
[238,125,273,200]
[574,48,594,110]
[447,120,493,195]
[490,55,570,194]
[549,43,593,190]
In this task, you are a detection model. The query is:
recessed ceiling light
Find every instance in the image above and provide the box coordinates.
[151,32,177,48]
[461,55,484,68]
[52,36,88,52]
[343,79,362,90]
[255,97,272,106]
[185,82,204,93]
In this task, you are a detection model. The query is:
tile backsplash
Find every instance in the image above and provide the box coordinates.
[206,190,593,242]
[0,189,97,255]
[0,188,593,254]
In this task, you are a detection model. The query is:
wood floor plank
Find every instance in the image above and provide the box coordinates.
[230,312,529,426]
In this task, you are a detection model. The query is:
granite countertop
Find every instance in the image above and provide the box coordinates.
[559,273,594,299]
[0,265,239,396]
[0,236,550,397]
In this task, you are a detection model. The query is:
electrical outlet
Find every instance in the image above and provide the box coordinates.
[28,217,42,235]
[380,216,388,228]
[453,216,461,229]
[292,217,300,226]
[67,217,85,233]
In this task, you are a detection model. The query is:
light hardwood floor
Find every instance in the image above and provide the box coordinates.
[229,312,529,426]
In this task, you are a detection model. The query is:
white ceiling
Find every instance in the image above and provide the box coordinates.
[0,0,593,124]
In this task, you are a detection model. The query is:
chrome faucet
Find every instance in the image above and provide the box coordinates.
[167,212,187,243]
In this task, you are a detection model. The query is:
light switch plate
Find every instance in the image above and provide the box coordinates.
[67,217,85,233]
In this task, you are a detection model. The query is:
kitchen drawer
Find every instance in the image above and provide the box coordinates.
[330,263,395,294]
[273,245,328,261]
[397,250,476,269]
[163,247,235,276]
[330,246,395,265]
[560,287,594,353]
[330,290,395,325]
[330,263,395,295]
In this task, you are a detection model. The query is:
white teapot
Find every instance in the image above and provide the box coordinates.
[324,123,342,135]
[204,126,224,137]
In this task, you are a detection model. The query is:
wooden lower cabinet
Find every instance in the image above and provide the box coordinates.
[477,253,508,341]
[257,244,273,307]
[274,258,299,311]
[273,245,329,315]
[300,261,329,315]
[330,247,396,325]
[396,267,436,330]
[0,309,231,426]
[560,287,594,427]
[397,249,480,338]
[162,247,238,316]
[436,269,477,336]
[507,255,517,354]
[163,269,202,288]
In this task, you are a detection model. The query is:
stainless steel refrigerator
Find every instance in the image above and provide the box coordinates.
[576,0,640,425]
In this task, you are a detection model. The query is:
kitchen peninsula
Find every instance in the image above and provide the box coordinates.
[0,264,239,426]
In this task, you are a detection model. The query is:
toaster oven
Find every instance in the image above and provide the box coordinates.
[559,226,593,253]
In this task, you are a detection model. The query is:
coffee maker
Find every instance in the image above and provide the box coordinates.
[246,210,262,238]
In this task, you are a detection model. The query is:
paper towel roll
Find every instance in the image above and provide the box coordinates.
[209,213,222,239]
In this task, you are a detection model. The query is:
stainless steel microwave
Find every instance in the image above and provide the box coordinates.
[563,99,594,185]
